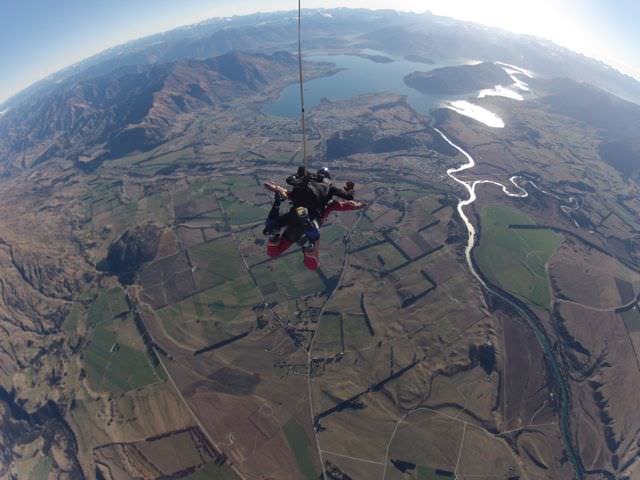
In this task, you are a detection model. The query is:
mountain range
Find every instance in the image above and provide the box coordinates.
[4,9,640,112]
[3,9,640,479]
[0,51,299,174]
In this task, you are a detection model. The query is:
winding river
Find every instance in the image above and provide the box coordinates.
[434,128,584,479]
[266,51,583,477]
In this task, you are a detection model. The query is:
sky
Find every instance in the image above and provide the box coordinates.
[1,0,639,104]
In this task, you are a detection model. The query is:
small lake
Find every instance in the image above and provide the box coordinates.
[264,52,469,118]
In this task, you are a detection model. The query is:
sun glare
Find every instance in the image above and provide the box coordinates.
[321,0,618,74]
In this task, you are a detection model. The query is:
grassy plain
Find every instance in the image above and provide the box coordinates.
[180,461,239,480]
[252,253,325,298]
[283,418,317,480]
[190,238,243,286]
[356,242,407,272]
[63,304,83,338]
[622,308,640,332]
[225,201,267,225]
[314,312,342,353]
[14,455,52,480]
[86,287,129,327]
[476,204,563,308]
[342,313,374,351]
[417,466,453,479]
[157,276,259,346]
[84,314,158,393]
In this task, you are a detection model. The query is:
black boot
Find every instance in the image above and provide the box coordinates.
[263,192,283,235]
[273,191,282,207]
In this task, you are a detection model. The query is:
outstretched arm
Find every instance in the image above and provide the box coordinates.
[321,199,366,222]
[329,183,355,201]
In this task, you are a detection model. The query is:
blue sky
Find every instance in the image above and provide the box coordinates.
[1,0,639,104]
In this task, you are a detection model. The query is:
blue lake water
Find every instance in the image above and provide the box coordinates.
[265,53,469,118]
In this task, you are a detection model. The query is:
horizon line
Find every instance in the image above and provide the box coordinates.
[2,6,639,107]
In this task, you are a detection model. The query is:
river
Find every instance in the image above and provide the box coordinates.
[435,128,584,480]
[266,50,582,477]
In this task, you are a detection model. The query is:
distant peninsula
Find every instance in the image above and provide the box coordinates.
[404,62,512,94]
[354,53,394,63]
[404,54,435,64]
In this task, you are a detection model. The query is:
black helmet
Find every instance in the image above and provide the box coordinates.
[316,167,331,180]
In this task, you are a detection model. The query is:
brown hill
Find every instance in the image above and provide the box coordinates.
[539,78,640,179]
[0,51,298,173]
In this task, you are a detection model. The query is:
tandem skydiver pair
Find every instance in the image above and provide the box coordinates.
[262,166,365,270]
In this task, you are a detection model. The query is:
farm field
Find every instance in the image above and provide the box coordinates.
[6,30,640,480]
[84,313,160,393]
[476,204,563,308]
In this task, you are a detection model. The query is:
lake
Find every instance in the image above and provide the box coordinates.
[264,52,469,118]
[265,52,534,128]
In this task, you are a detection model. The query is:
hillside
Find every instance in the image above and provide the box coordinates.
[3,8,640,480]
[404,62,513,94]
[4,9,640,112]
[0,51,301,173]
[539,77,640,178]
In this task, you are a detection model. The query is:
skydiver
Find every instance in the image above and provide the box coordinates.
[264,165,358,238]
[286,166,356,221]
[263,166,365,270]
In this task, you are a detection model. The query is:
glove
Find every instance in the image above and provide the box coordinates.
[345,181,355,194]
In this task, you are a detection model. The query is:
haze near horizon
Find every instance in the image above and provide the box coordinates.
[1,0,638,104]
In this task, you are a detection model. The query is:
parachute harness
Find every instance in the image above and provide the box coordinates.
[297,0,308,171]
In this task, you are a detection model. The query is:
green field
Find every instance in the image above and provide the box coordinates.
[319,224,347,246]
[476,205,563,309]
[314,313,342,353]
[63,305,83,337]
[128,147,195,176]
[18,455,52,480]
[349,217,383,251]
[342,313,374,350]
[280,254,326,297]
[417,466,454,480]
[283,418,317,480]
[190,238,244,287]
[157,272,260,345]
[84,315,158,393]
[156,305,199,346]
[252,253,325,298]
[397,188,423,201]
[87,288,129,327]
[622,308,640,332]
[135,192,170,225]
[224,200,267,225]
[160,276,259,323]
[220,175,258,189]
[251,263,284,298]
[269,151,298,163]
[85,179,122,215]
[357,242,407,271]
[183,461,240,480]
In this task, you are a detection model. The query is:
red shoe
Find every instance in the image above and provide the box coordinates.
[303,242,320,270]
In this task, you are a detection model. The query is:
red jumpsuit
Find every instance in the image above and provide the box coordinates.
[266,200,363,268]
